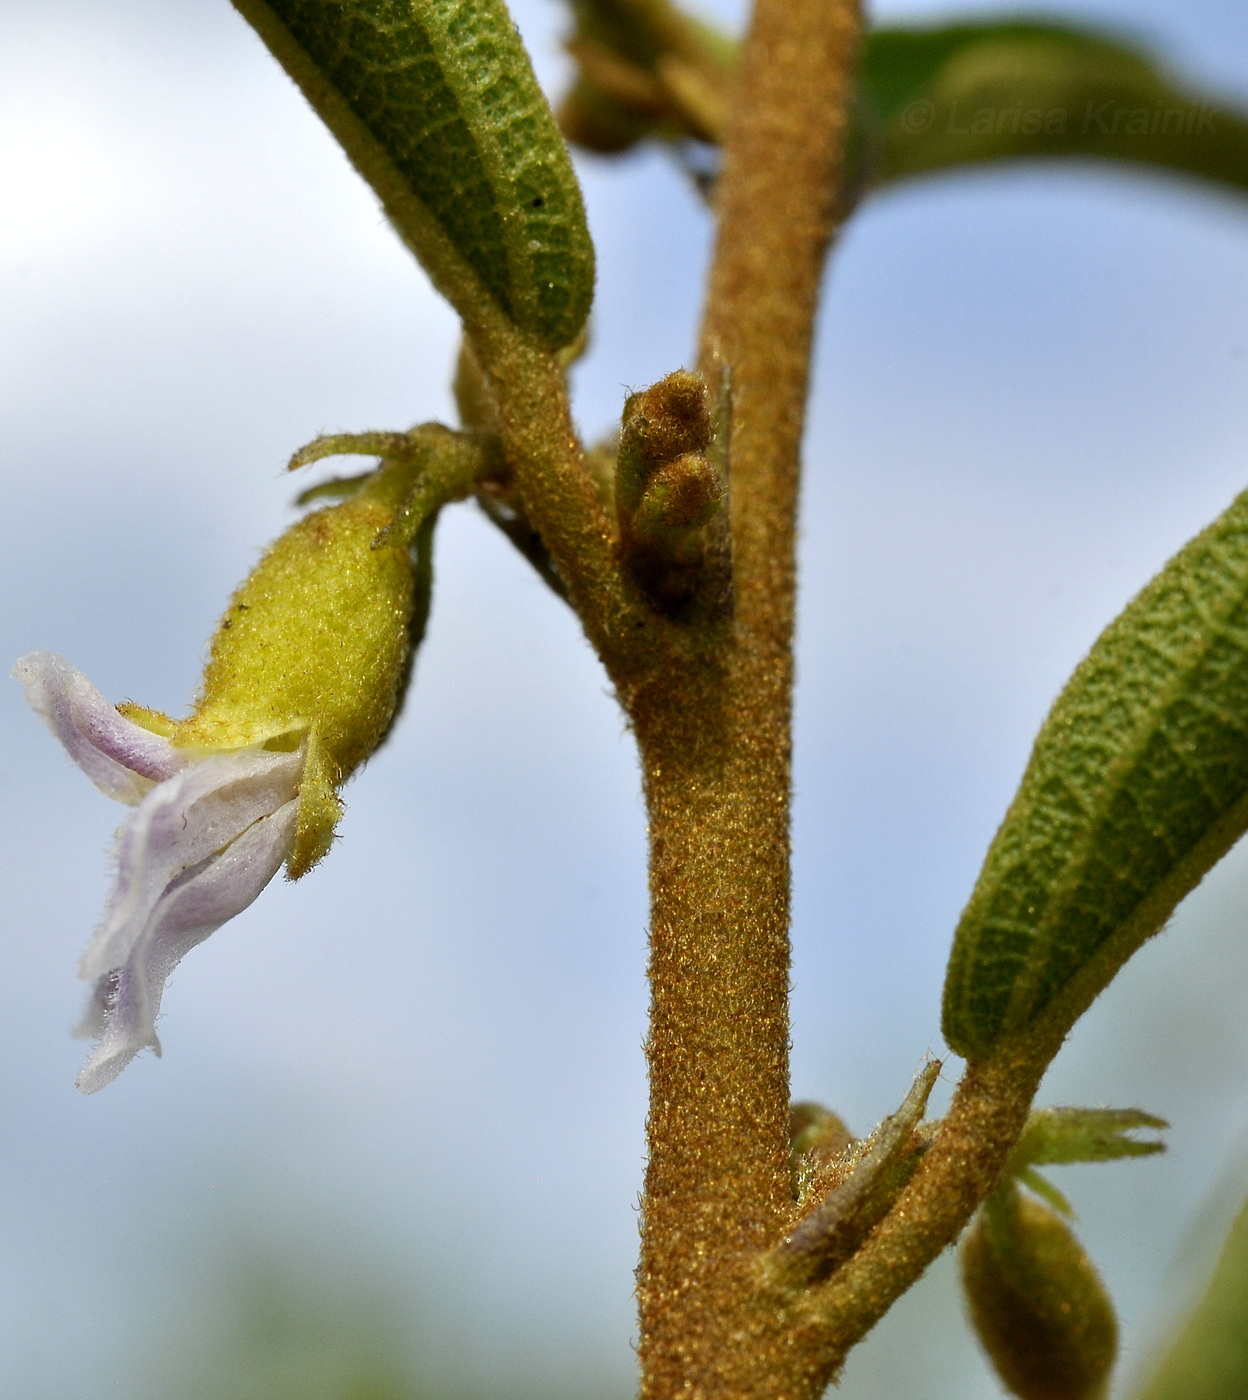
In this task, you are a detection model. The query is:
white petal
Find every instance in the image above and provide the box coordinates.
[81,747,303,981]
[13,651,182,803]
[75,799,299,1093]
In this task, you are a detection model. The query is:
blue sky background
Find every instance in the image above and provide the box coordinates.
[2,0,1248,1396]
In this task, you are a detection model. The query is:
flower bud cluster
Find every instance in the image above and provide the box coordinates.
[615,369,725,612]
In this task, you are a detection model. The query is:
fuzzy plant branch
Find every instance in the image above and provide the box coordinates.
[461,329,632,646]
[789,1039,1050,1386]
[627,2,867,1396]
[775,477,1248,1378]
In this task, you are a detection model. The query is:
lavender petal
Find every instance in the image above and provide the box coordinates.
[75,798,299,1093]
[13,651,182,802]
[81,746,303,982]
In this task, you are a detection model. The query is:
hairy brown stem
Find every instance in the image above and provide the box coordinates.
[699,0,861,645]
[632,0,861,1395]
[634,684,798,1399]
[466,324,650,681]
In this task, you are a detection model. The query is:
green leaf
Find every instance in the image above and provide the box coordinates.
[1134,1190,1248,1400]
[233,0,594,349]
[943,487,1248,1059]
[858,19,1248,203]
[1010,1107,1167,1170]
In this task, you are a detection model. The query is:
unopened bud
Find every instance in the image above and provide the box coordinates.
[788,1101,854,1202]
[169,461,426,876]
[961,1186,1117,1400]
[634,453,723,532]
[620,370,713,467]
[557,79,653,154]
[616,370,723,611]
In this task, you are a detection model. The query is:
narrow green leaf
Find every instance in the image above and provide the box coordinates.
[1134,1190,1248,1400]
[859,20,1248,203]
[1011,1107,1167,1169]
[233,0,594,349]
[943,487,1248,1058]
[770,1060,940,1287]
[1016,1166,1073,1219]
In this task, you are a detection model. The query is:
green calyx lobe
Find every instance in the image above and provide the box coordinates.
[235,0,593,349]
[944,486,1248,1058]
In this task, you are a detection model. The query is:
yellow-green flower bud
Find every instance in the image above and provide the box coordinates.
[135,463,422,878]
[961,1185,1117,1400]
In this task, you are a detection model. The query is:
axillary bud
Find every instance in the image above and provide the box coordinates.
[615,369,725,610]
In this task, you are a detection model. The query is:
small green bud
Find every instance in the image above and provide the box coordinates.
[167,463,425,877]
[961,1185,1117,1400]
[619,370,713,471]
[633,453,723,533]
[788,1101,854,1202]
[557,76,656,154]
[988,1103,1167,1218]
[1010,1106,1167,1171]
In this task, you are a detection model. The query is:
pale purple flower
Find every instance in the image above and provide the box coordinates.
[14,651,301,1093]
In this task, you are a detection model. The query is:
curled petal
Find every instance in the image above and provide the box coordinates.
[76,799,299,1093]
[82,747,304,982]
[13,651,182,803]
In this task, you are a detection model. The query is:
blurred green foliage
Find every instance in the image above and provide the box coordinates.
[557,4,1248,210]
[1134,1191,1248,1400]
[861,19,1248,198]
[139,1245,428,1400]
